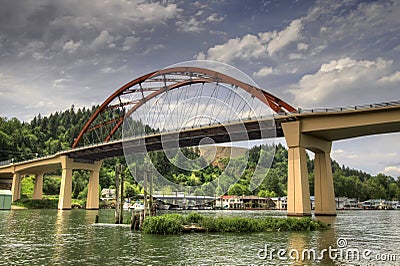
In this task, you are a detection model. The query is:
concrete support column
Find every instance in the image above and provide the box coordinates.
[314,152,336,216]
[282,120,336,217]
[32,173,44,200]
[282,121,311,216]
[11,172,21,202]
[58,156,73,210]
[287,146,311,216]
[86,161,102,210]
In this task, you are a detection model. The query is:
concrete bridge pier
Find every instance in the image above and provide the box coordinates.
[286,145,311,216]
[11,172,21,202]
[314,151,336,216]
[5,155,103,210]
[58,156,103,210]
[282,121,336,217]
[32,172,44,200]
[86,160,102,210]
[58,156,73,210]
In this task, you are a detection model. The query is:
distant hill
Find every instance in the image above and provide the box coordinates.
[199,145,248,168]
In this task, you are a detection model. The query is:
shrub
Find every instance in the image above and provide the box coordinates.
[142,213,328,234]
[142,214,184,234]
[185,212,204,224]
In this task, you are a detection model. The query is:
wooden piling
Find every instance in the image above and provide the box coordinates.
[130,210,141,230]
[119,165,125,224]
[114,165,120,224]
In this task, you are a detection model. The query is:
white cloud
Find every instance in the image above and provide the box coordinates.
[143,44,165,55]
[288,53,304,60]
[289,57,394,107]
[267,19,302,56]
[379,71,400,84]
[297,43,308,51]
[122,36,140,51]
[383,166,400,177]
[258,31,277,43]
[332,149,344,155]
[176,17,204,32]
[196,19,302,63]
[176,11,223,32]
[134,2,180,23]
[62,40,82,54]
[206,13,224,23]
[53,78,72,88]
[100,65,127,74]
[89,30,115,49]
[59,1,180,24]
[253,66,273,77]
[195,34,267,63]
[195,52,206,60]
[32,52,45,61]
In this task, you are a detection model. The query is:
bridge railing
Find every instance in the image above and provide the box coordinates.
[0,153,59,167]
[0,159,14,167]
[297,100,400,114]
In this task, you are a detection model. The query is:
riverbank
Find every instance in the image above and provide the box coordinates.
[12,198,85,209]
[141,213,328,234]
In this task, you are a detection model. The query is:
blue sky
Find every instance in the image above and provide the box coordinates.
[0,0,399,177]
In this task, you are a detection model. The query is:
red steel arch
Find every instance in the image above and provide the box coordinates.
[72,67,297,148]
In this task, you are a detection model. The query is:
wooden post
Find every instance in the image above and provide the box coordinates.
[149,167,154,216]
[143,162,148,219]
[131,211,140,230]
[131,210,136,230]
[139,210,144,229]
[115,165,120,224]
[119,165,125,224]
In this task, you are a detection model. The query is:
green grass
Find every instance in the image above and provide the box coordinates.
[142,213,328,234]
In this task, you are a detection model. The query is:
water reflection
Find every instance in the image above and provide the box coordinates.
[52,210,72,264]
[316,216,337,265]
[287,232,309,265]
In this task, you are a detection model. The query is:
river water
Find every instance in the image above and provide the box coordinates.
[0,209,399,265]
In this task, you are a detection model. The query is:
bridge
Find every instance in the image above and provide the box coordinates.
[1,66,399,216]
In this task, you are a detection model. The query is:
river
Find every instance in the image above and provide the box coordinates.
[0,209,399,265]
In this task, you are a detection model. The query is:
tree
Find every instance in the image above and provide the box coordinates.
[43,176,61,195]
[262,169,284,197]
[124,181,137,198]
[72,171,89,199]
[228,183,248,196]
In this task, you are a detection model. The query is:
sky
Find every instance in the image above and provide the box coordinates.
[0,0,399,177]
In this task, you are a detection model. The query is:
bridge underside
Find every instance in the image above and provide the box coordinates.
[305,122,400,141]
[67,118,280,161]
[297,106,400,141]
